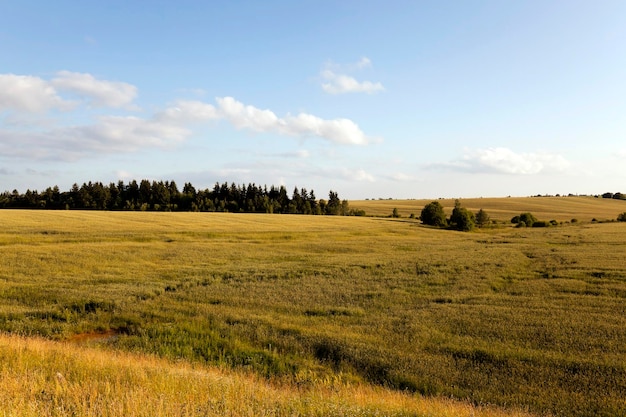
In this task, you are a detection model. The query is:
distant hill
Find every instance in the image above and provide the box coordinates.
[351,196,626,223]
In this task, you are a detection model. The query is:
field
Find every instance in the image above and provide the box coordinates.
[351,196,626,222]
[0,198,625,416]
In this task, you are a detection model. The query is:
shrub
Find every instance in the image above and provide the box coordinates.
[420,201,447,227]
[617,212,626,222]
[475,209,490,228]
[532,221,549,228]
[518,212,538,227]
[450,200,475,231]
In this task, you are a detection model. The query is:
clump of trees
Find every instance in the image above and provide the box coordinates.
[601,192,626,200]
[511,212,538,227]
[420,201,448,227]
[0,180,356,216]
[449,200,475,231]
[511,213,559,228]
[420,200,490,231]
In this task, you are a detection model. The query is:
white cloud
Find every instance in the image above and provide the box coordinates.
[320,57,384,95]
[270,150,310,159]
[0,74,72,112]
[339,168,375,182]
[321,71,385,95]
[215,97,372,145]
[616,149,626,158]
[217,97,280,132]
[52,71,138,109]
[158,100,220,122]
[442,147,570,175]
[0,114,190,161]
[0,70,376,165]
[356,57,372,69]
[73,115,190,150]
[389,172,416,181]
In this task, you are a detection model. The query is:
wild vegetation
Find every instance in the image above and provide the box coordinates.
[1,198,625,416]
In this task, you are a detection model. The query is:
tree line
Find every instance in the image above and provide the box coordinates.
[0,180,356,215]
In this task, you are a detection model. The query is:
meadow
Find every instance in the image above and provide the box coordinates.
[0,198,625,416]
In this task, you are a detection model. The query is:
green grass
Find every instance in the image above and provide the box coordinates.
[1,207,625,416]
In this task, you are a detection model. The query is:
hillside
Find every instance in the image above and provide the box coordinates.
[351,196,626,222]
[0,333,529,417]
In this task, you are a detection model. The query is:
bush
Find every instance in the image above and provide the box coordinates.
[450,200,475,231]
[475,209,490,228]
[420,201,447,227]
[618,212,626,222]
[518,212,538,227]
[532,221,549,228]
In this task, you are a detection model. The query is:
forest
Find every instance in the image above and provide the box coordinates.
[0,180,355,215]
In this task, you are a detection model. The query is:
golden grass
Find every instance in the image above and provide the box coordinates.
[1,207,625,415]
[351,196,626,222]
[0,333,530,417]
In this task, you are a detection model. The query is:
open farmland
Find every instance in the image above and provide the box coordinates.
[351,196,626,223]
[0,203,625,416]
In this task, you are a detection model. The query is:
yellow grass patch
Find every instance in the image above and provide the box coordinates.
[0,333,530,417]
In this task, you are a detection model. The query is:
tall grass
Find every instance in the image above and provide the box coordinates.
[0,333,528,417]
[1,208,625,416]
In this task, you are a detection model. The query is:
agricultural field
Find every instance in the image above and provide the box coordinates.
[351,196,626,223]
[0,199,625,416]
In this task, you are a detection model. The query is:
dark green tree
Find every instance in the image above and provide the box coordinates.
[449,200,475,231]
[475,209,490,228]
[326,191,341,215]
[420,201,447,227]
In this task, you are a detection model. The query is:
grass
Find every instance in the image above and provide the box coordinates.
[351,196,626,222]
[1,201,625,416]
[0,333,529,417]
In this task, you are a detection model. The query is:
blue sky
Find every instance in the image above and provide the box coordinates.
[1,1,625,199]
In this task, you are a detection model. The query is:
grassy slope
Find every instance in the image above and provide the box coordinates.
[0,333,527,417]
[1,202,625,416]
[351,196,626,222]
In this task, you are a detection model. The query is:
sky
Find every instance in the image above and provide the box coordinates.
[1,1,625,199]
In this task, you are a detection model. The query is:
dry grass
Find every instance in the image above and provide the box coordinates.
[0,333,529,417]
[351,196,626,222]
[1,206,625,416]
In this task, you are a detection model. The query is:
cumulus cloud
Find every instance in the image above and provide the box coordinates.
[0,71,375,164]
[0,71,139,112]
[320,57,384,95]
[321,70,385,95]
[70,115,190,151]
[215,97,372,145]
[158,100,220,123]
[0,74,72,112]
[52,71,138,109]
[439,147,570,175]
